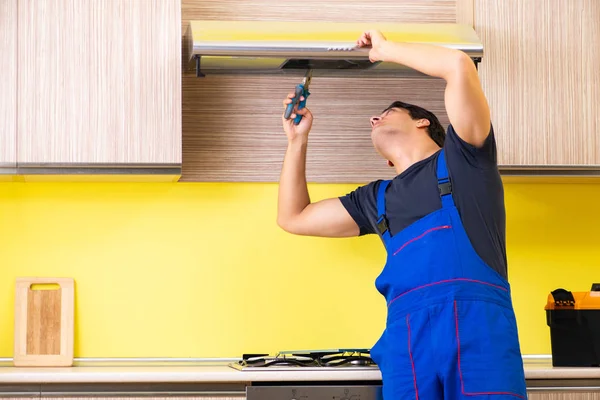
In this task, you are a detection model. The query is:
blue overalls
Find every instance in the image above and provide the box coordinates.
[370,149,527,399]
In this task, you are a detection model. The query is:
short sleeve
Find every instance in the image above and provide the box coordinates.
[338,180,381,236]
[445,123,497,168]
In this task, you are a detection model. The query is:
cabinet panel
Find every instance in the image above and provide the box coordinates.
[182,0,455,29]
[181,75,447,182]
[181,0,455,182]
[40,396,244,400]
[38,383,247,399]
[18,0,181,172]
[0,0,17,173]
[475,0,600,167]
[456,0,474,26]
[0,397,39,400]
[528,392,600,400]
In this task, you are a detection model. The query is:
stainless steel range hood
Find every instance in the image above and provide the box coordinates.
[185,20,483,77]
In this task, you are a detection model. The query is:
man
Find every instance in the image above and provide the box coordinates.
[277,30,527,399]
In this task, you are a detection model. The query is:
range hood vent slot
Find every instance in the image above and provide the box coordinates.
[280,59,379,70]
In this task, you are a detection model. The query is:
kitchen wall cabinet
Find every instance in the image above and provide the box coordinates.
[474,0,600,169]
[0,0,17,177]
[17,0,182,181]
[180,0,454,183]
[181,0,600,182]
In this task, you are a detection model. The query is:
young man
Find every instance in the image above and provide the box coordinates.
[277,30,527,399]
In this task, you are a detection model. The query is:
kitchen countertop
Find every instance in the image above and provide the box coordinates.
[0,359,599,383]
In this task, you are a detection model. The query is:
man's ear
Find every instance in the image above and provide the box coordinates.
[387,160,394,167]
[416,119,431,128]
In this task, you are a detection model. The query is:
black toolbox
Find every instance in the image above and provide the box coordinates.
[545,284,600,367]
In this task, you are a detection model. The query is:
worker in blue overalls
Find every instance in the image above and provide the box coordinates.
[277,29,527,399]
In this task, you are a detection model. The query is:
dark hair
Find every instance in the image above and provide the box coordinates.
[383,101,445,147]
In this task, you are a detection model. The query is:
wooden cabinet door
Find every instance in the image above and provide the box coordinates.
[0,397,39,400]
[17,0,182,175]
[528,392,600,400]
[40,396,245,400]
[0,0,17,175]
[475,0,600,168]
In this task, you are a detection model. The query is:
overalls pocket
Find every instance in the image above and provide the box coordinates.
[383,222,461,301]
[370,317,423,400]
[392,225,452,256]
[453,300,527,398]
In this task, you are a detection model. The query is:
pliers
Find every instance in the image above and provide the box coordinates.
[284,69,312,125]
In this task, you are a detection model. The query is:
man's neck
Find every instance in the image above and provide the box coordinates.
[390,139,441,175]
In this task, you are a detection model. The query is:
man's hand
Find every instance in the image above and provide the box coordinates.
[356,30,389,63]
[356,29,491,148]
[282,92,313,143]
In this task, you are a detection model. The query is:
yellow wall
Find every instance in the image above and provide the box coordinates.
[0,181,599,358]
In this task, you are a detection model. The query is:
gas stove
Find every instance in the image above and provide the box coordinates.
[229,348,378,371]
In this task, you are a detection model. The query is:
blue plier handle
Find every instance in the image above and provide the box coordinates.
[284,70,312,125]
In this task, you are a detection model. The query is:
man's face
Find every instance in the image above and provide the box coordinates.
[369,107,431,166]
[370,107,412,139]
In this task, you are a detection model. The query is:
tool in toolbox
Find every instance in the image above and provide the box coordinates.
[284,69,312,125]
[545,284,600,367]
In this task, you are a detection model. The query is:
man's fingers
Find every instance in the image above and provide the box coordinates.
[297,108,313,121]
[282,96,305,108]
[356,32,371,47]
[285,107,310,119]
[283,95,304,103]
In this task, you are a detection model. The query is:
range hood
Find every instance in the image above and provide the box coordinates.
[185,20,483,77]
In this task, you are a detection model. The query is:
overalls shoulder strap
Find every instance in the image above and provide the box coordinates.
[376,150,455,241]
[436,149,455,209]
[376,179,392,242]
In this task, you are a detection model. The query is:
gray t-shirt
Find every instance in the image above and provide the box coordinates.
[339,124,508,279]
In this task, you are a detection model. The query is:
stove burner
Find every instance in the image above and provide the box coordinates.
[243,353,318,367]
[319,352,374,367]
[234,349,376,369]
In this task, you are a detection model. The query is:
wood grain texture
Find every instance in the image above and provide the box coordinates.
[18,0,182,165]
[14,277,75,367]
[2,398,40,400]
[528,393,600,400]
[182,75,448,182]
[27,288,62,356]
[456,0,474,26]
[0,0,17,167]
[181,0,454,182]
[182,0,456,31]
[475,0,600,166]
[40,397,246,400]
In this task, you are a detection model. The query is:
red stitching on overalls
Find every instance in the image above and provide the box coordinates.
[393,225,452,256]
[406,314,419,400]
[454,301,525,399]
[387,278,508,307]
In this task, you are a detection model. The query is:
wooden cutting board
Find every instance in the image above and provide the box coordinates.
[13,277,75,367]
